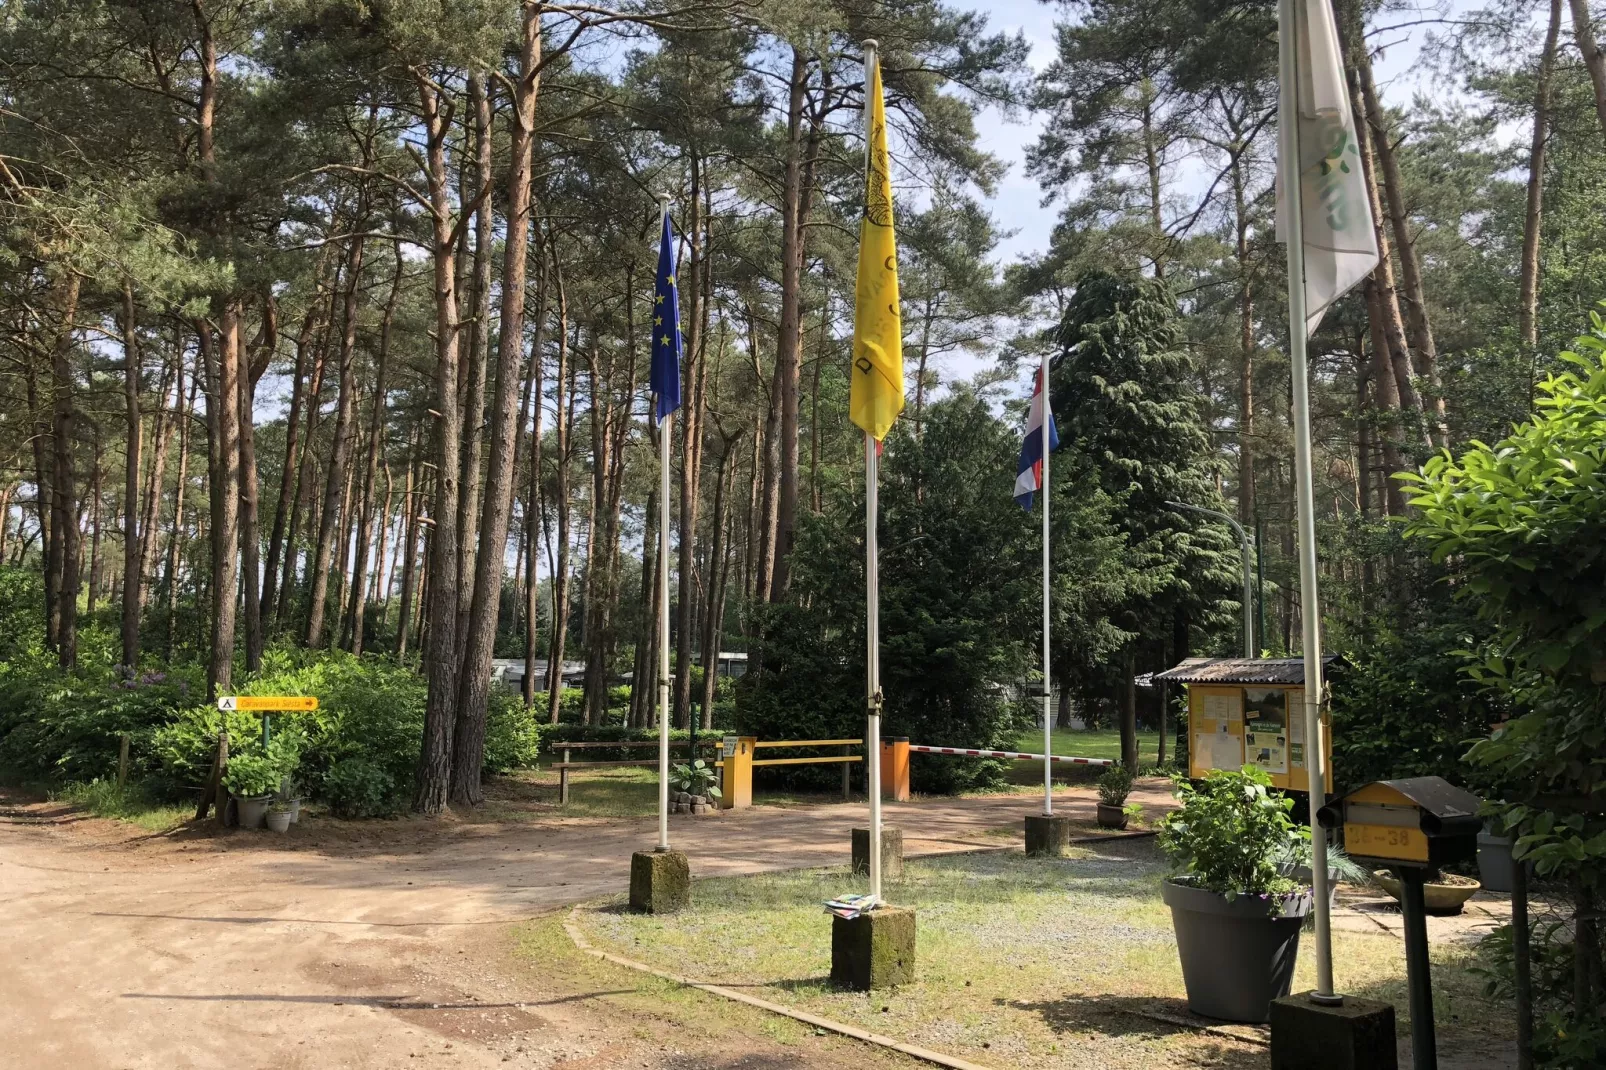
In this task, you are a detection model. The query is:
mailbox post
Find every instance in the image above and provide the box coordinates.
[1317,777,1482,1070]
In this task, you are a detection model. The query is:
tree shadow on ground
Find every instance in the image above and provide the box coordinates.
[1002,992,1269,1068]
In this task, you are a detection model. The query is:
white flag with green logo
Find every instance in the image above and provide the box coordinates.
[1275,0,1379,337]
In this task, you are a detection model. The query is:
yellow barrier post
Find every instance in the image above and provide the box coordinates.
[718,736,755,810]
[881,737,910,802]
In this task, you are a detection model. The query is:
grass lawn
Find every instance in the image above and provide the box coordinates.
[573,841,1511,1070]
[51,779,193,832]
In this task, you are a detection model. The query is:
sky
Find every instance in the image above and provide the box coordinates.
[966,0,1452,266]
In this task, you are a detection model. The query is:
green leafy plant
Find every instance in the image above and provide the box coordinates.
[322,758,395,818]
[223,754,280,798]
[1156,765,1307,900]
[1097,765,1134,806]
[670,759,721,800]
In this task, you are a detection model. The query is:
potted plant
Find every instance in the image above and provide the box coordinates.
[264,801,293,834]
[670,759,722,814]
[1156,766,1315,1023]
[277,777,304,824]
[224,754,280,829]
[1096,766,1134,829]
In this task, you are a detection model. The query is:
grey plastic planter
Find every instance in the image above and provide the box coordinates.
[235,794,272,829]
[1477,832,1515,893]
[1161,878,1313,1023]
[265,809,292,833]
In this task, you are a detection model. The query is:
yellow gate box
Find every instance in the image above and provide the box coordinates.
[1317,777,1481,869]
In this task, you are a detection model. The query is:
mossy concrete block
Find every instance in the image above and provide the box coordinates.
[1270,992,1397,1070]
[830,906,916,990]
[1024,813,1072,857]
[629,849,689,914]
[851,826,903,878]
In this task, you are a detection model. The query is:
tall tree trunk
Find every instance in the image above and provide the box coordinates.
[452,21,543,804]
[1346,57,1429,453]
[239,296,275,673]
[520,243,548,711]
[699,433,739,725]
[347,242,403,656]
[1569,0,1606,140]
[87,430,102,616]
[279,302,334,625]
[582,338,615,726]
[631,483,658,727]
[769,47,810,601]
[48,273,82,670]
[455,72,495,655]
[396,432,422,662]
[1354,40,1444,443]
[545,325,575,726]
[1231,152,1255,526]
[263,303,321,623]
[204,302,243,697]
[138,332,179,611]
[1141,83,1166,280]
[305,228,366,648]
[165,354,198,658]
[414,73,465,814]
[25,350,53,645]
[120,282,143,668]
[1121,650,1138,772]
[1522,0,1564,348]
[1364,279,1411,514]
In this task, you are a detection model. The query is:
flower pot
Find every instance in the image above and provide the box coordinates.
[1373,870,1480,916]
[1279,863,1340,909]
[265,809,293,834]
[1477,832,1515,893]
[288,797,302,824]
[235,794,273,830]
[1161,878,1313,1023]
[1096,803,1128,830]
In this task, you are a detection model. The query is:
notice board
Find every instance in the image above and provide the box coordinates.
[1188,685,1332,793]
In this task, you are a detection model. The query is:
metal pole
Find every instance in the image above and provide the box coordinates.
[861,40,884,904]
[865,430,882,900]
[1397,869,1439,1070]
[1513,856,1533,1070]
[1040,354,1053,815]
[656,195,673,854]
[1165,501,1254,660]
[1277,0,1337,1001]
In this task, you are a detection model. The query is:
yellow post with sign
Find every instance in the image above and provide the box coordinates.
[717,736,755,810]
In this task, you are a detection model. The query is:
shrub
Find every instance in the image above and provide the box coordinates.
[1157,766,1306,900]
[1096,765,1133,806]
[322,758,396,818]
[223,754,281,797]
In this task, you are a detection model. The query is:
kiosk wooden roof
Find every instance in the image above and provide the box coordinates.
[1153,656,1337,687]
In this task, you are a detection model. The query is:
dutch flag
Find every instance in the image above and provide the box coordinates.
[1013,365,1060,510]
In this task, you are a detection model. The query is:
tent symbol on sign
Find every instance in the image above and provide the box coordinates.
[217,696,237,711]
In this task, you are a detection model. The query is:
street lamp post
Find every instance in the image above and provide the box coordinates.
[1165,501,1255,660]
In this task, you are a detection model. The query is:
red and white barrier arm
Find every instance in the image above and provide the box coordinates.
[906,745,1113,767]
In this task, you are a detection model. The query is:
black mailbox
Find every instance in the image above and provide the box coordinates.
[1316,776,1481,870]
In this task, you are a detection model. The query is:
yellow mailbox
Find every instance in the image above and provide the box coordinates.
[1316,776,1481,871]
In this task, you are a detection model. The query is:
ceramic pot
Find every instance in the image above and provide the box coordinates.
[1096,802,1128,829]
[1162,878,1313,1023]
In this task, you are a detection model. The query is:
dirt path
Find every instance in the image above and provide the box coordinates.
[0,783,1170,1070]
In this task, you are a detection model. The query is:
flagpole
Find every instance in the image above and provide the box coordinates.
[862,40,884,903]
[1040,357,1053,816]
[1277,0,1337,1002]
[656,192,674,855]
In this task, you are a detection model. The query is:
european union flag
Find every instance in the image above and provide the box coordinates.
[651,211,683,422]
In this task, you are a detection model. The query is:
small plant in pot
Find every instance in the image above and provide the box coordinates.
[670,760,722,814]
[1156,765,1314,1023]
[264,800,293,833]
[1096,766,1134,829]
[224,755,281,830]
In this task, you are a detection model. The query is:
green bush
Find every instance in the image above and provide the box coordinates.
[322,758,396,818]
[223,753,281,797]
[1157,766,1306,900]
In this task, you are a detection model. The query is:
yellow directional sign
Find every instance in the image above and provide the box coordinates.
[216,695,319,712]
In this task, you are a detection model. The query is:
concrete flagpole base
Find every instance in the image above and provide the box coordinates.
[1270,992,1397,1069]
[1023,813,1072,857]
[851,826,903,879]
[629,849,690,914]
[830,906,916,990]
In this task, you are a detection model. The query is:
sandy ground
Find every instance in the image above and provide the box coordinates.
[0,782,1171,1070]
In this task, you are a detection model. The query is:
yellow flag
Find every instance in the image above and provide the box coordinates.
[850,52,903,442]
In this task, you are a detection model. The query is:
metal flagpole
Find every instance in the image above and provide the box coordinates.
[1040,356,1053,816]
[1277,0,1337,1001]
[862,39,883,903]
[656,193,674,855]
